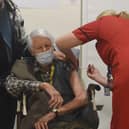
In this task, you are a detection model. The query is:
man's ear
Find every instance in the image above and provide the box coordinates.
[28,48,34,56]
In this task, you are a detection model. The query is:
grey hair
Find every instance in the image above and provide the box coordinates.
[27,29,56,49]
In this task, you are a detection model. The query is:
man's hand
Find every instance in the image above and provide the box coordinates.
[39,82,63,108]
[34,112,56,129]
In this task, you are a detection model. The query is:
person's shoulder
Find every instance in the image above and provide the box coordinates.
[98,15,118,21]
[54,59,69,66]
[97,15,120,27]
[54,59,73,71]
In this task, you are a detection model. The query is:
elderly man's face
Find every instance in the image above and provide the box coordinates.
[31,36,52,56]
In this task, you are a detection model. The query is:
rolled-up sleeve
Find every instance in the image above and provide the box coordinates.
[72,20,100,43]
[5,73,41,98]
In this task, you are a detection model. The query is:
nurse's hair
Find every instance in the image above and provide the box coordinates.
[97,10,129,20]
[27,28,55,49]
[117,11,129,19]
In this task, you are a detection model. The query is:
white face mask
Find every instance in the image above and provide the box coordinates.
[35,49,54,65]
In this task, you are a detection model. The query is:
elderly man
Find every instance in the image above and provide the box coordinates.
[5,29,99,129]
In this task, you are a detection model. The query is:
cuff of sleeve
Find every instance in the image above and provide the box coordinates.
[72,28,87,43]
[35,82,41,92]
[27,81,41,92]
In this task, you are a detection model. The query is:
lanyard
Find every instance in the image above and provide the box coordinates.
[40,64,55,85]
[104,66,112,96]
[49,64,55,85]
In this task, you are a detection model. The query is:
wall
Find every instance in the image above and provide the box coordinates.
[20,1,81,36]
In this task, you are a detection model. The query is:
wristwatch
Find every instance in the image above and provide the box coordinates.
[51,108,59,116]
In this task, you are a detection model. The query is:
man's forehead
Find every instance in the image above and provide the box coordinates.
[32,36,51,42]
[32,36,52,45]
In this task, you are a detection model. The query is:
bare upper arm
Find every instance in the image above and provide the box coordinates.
[69,70,86,97]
